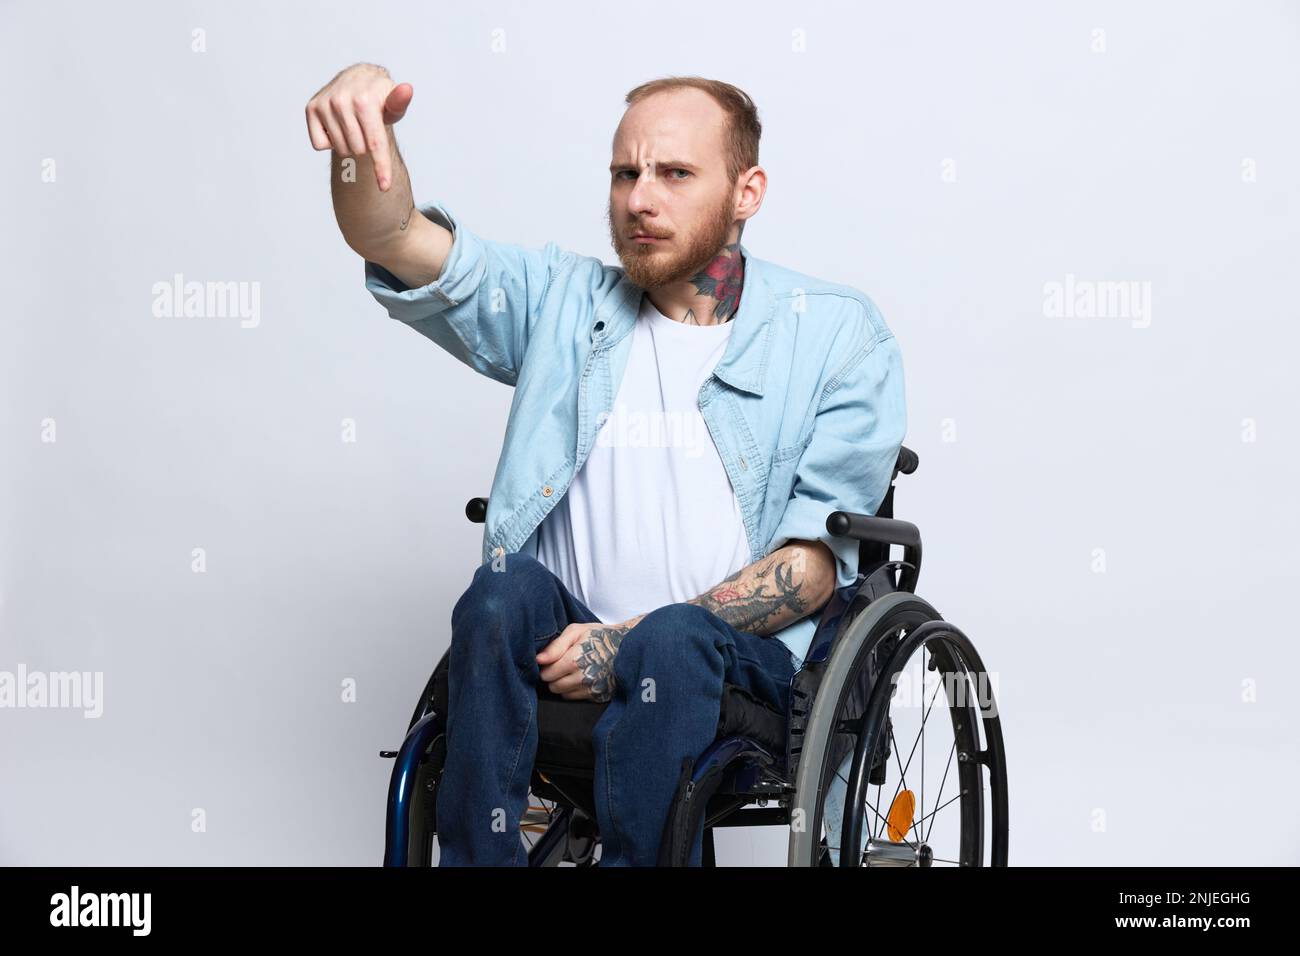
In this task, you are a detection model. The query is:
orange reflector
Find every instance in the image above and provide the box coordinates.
[887,790,915,842]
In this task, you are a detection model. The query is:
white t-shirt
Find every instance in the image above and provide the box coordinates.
[536,294,753,624]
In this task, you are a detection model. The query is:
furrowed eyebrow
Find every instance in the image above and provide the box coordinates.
[609,159,700,174]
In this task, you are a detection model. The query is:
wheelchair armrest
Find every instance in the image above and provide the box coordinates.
[826,511,922,595]
[826,511,919,549]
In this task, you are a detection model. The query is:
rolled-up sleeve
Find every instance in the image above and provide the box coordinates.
[766,331,908,591]
[363,200,571,386]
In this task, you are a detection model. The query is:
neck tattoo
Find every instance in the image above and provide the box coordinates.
[685,241,744,324]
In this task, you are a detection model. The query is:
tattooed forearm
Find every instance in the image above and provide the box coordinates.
[687,541,835,635]
[689,559,806,633]
[587,542,830,690]
[574,623,633,702]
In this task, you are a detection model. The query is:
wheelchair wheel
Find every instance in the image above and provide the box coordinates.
[787,591,1008,867]
[401,730,444,867]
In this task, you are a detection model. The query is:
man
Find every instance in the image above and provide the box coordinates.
[305,64,907,866]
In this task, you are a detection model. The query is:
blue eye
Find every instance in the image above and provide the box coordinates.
[614,168,690,181]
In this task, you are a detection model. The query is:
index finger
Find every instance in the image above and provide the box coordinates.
[305,103,331,151]
[357,104,392,190]
[536,624,582,664]
[536,633,559,665]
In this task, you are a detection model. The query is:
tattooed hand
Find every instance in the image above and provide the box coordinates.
[535,617,644,702]
[571,625,627,702]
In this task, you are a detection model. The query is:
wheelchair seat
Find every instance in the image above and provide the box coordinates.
[426,650,788,782]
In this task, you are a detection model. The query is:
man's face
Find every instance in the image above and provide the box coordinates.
[607,89,739,290]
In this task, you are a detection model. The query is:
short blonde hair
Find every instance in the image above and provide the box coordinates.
[623,76,762,186]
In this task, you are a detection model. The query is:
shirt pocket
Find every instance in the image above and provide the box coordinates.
[771,429,814,465]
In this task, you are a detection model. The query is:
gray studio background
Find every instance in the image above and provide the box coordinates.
[2,0,1297,865]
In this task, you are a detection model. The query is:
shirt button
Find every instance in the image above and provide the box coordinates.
[542,484,554,497]
[492,546,504,557]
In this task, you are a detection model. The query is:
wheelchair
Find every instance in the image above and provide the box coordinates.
[380,445,1008,867]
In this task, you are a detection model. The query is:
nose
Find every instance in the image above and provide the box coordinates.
[626,170,658,218]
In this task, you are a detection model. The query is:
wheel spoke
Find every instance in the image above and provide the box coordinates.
[519,795,556,847]
[885,650,946,840]
[924,738,958,844]
[912,790,963,835]
[895,654,945,791]
[889,723,923,842]
[864,796,902,847]
[871,645,943,844]
[832,760,900,852]
[872,722,913,842]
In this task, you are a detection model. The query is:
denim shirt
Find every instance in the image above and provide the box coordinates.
[364,201,907,668]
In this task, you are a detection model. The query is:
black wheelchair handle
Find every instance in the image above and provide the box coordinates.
[826,511,920,549]
[465,497,488,524]
[826,510,922,594]
[895,445,919,476]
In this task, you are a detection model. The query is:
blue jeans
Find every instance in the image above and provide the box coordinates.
[435,554,798,866]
